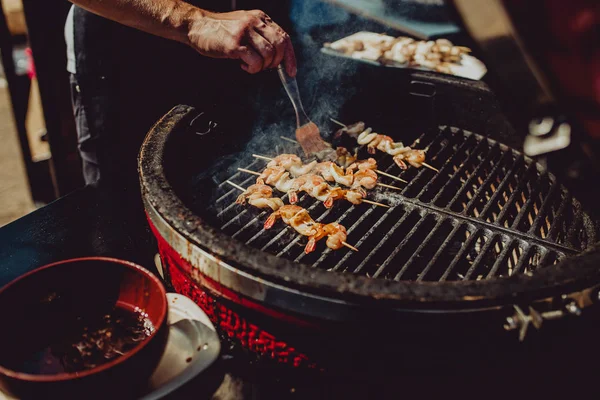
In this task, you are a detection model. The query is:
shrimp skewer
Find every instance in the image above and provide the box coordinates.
[226,181,358,253]
[332,120,439,172]
[255,154,402,191]
[265,205,357,254]
[233,182,284,211]
[246,159,390,208]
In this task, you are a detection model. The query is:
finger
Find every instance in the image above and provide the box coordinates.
[236,46,263,74]
[254,25,286,70]
[283,34,297,77]
[247,29,274,72]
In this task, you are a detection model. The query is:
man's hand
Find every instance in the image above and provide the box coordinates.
[188,10,296,77]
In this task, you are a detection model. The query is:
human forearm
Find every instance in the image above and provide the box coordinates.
[68,0,297,76]
[70,0,202,45]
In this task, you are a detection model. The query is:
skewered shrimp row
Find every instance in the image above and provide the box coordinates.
[232,183,353,254]
[264,205,350,254]
[334,122,428,170]
[265,154,379,193]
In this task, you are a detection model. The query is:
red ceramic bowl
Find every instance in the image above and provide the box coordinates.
[0,257,168,399]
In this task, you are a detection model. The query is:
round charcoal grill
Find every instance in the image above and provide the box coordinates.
[140,104,600,372]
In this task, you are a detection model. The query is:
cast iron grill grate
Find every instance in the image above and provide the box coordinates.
[209,127,595,282]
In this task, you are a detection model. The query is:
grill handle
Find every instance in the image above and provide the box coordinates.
[409,80,437,134]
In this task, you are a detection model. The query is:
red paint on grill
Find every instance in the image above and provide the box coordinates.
[146,214,318,368]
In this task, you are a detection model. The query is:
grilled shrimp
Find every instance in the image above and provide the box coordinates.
[344,189,364,205]
[357,128,377,145]
[312,161,336,182]
[289,160,318,177]
[267,154,302,170]
[248,197,284,211]
[258,166,287,186]
[305,222,348,253]
[335,147,357,168]
[333,122,366,140]
[264,205,318,236]
[353,168,377,190]
[273,172,295,193]
[324,223,348,250]
[347,158,377,173]
[394,149,425,169]
[404,149,426,168]
[329,164,353,187]
[236,184,273,205]
[323,187,347,208]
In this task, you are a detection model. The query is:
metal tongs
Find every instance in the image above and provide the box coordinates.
[277,65,332,158]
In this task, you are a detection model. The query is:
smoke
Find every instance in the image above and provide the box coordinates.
[239,0,378,154]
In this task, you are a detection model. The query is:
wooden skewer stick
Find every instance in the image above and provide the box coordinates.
[238,168,261,176]
[329,118,347,128]
[342,241,359,252]
[239,167,401,191]
[253,154,273,162]
[375,169,408,184]
[421,162,439,173]
[225,180,246,192]
[280,136,299,144]
[225,181,358,251]
[362,199,390,208]
[328,118,436,173]
[377,182,402,191]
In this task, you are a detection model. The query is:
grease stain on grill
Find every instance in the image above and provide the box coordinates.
[204,126,594,283]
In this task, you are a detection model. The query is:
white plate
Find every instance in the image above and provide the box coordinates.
[322,31,488,81]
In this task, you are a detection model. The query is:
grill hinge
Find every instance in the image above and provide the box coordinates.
[503,284,600,341]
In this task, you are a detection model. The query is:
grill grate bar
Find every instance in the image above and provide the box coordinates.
[511,246,536,276]
[332,206,398,272]
[417,222,462,281]
[510,173,548,231]
[353,208,414,274]
[232,193,290,239]
[446,143,502,211]
[463,151,515,216]
[547,193,572,241]
[280,205,334,256]
[311,204,381,269]
[431,138,489,205]
[528,180,560,235]
[249,194,310,249]
[372,215,428,279]
[486,238,516,278]
[216,160,261,203]
[217,175,258,219]
[393,217,445,281]
[462,234,498,280]
[439,228,480,281]
[415,132,476,196]
[295,203,359,264]
[479,157,529,220]
[495,164,539,227]
[380,130,446,195]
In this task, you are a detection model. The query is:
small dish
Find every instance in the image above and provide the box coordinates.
[0,257,168,399]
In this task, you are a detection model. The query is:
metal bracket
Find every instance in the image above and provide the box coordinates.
[523,117,571,157]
